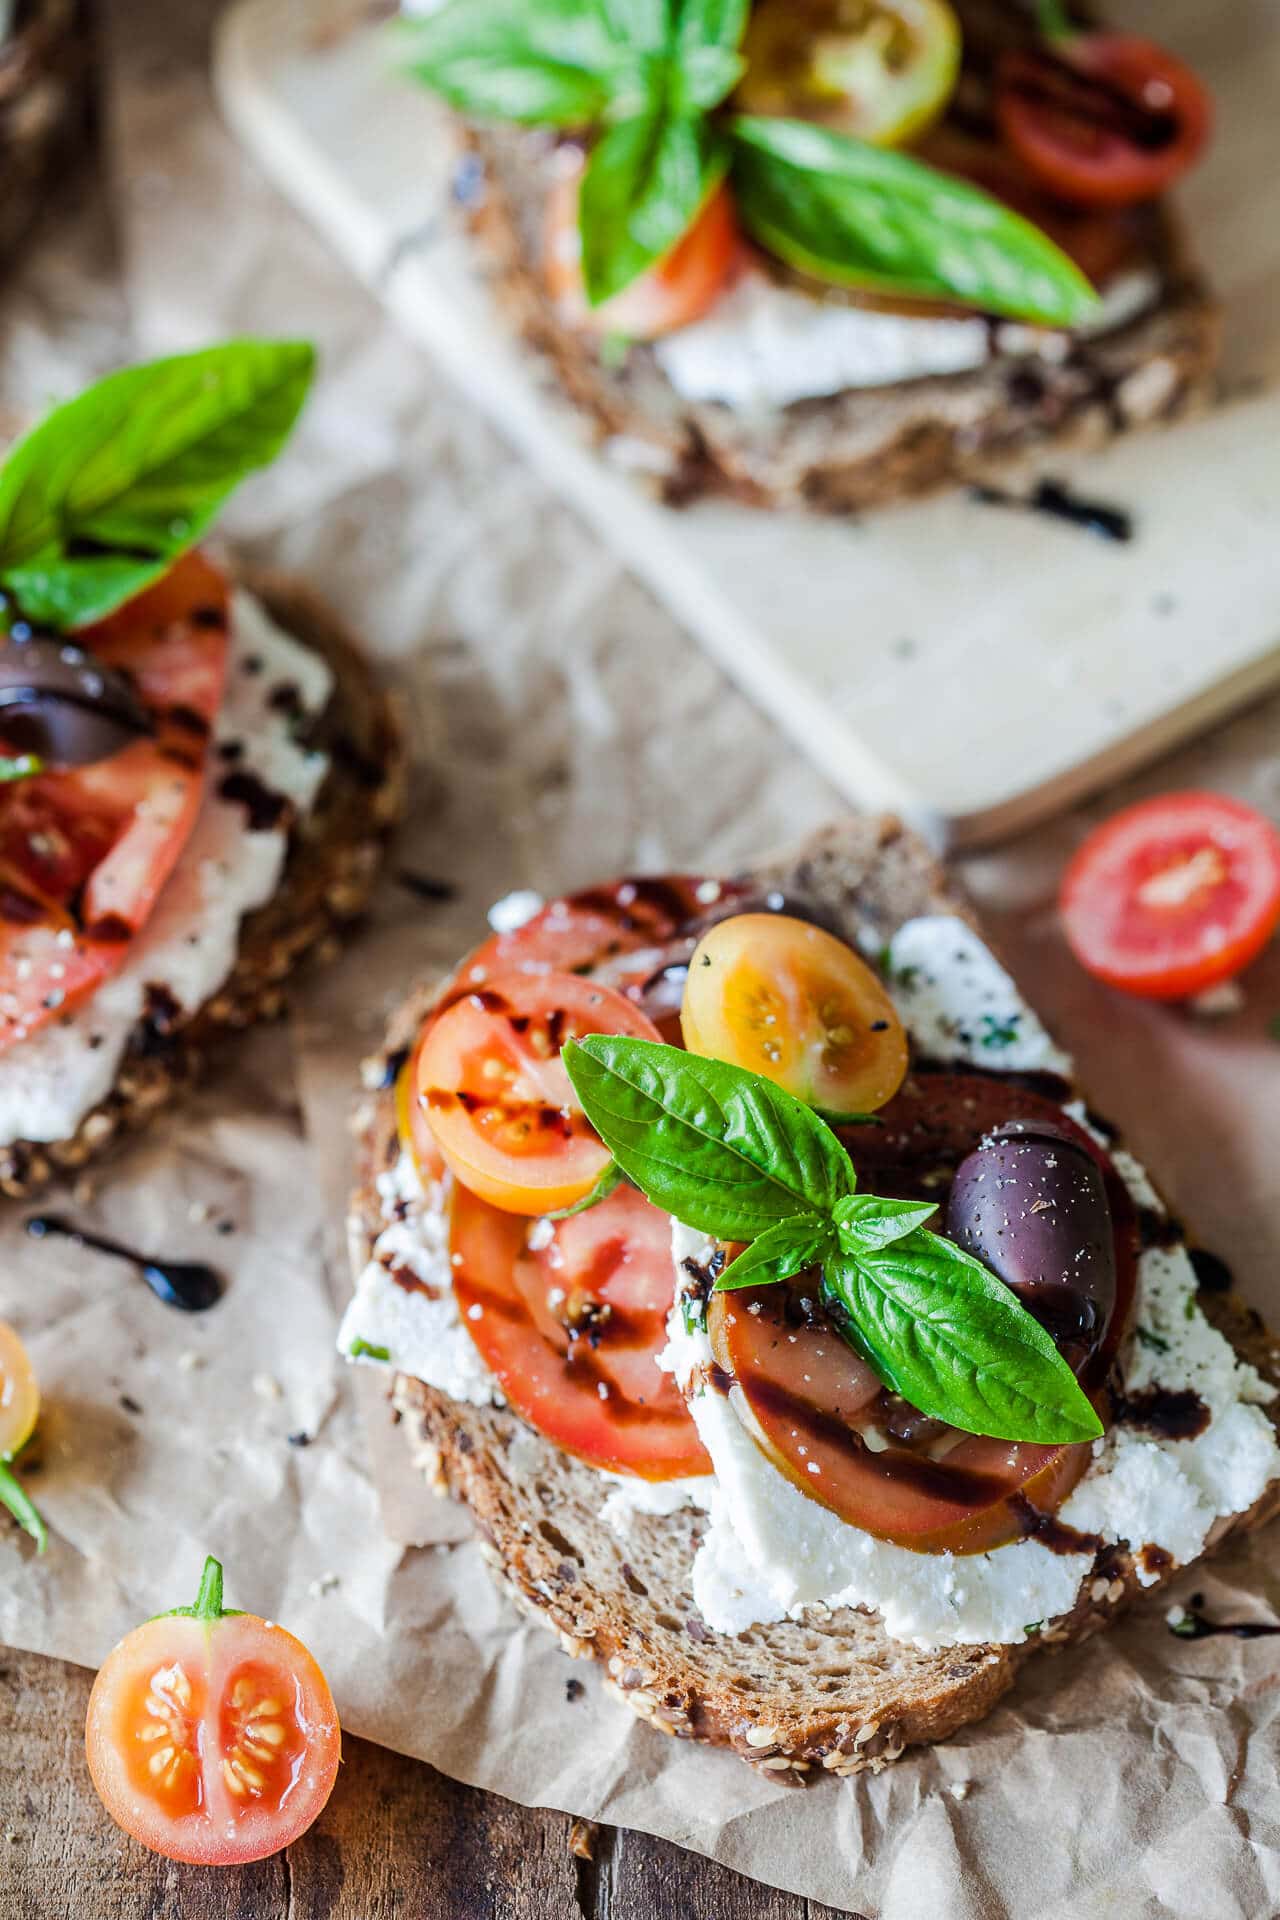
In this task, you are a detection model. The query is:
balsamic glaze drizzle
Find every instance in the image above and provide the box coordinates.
[970,479,1134,544]
[25,1215,224,1312]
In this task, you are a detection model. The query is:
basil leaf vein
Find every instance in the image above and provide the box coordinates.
[563,1034,855,1237]
[729,115,1099,327]
[0,340,315,630]
[823,1232,1103,1443]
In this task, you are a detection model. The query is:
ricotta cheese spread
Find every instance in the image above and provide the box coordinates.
[0,592,334,1147]
[653,267,1160,411]
[344,904,1279,1652]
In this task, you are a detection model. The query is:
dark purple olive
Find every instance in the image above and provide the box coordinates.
[945,1123,1117,1372]
[0,634,152,768]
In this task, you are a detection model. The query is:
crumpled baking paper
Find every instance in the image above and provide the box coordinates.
[0,3,1278,1914]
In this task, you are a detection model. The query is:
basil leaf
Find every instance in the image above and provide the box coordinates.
[715,1215,833,1291]
[0,1458,46,1553]
[564,1034,855,1238]
[823,1231,1103,1444]
[547,1157,628,1219]
[398,0,638,127]
[672,0,748,111]
[601,0,669,52]
[580,110,726,305]
[0,341,315,630]
[835,1193,937,1251]
[729,116,1099,327]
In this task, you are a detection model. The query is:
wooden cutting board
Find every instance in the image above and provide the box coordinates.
[214,0,1280,846]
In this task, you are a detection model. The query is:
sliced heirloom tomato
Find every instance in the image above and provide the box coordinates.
[544,151,740,341]
[997,30,1211,210]
[1060,792,1280,1000]
[452,1181,710,1480]
[739,0,962,146]
[417,968,662,1214]
[86,1556,340,1866]
[704,1072,1137,1554]
[0,550,230,1052]
[681,912,908,1116]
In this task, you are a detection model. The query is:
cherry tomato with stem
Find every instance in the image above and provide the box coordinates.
[86,1556,341,1865]
[996,0,1211,209]
[0,1321,46,1552]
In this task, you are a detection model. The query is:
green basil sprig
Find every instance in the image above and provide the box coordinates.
[400,0,1097,326]
[729,115,1096,326]
[563,1034,1103,1446]
[0,754,42,783]
[0,340,315,632]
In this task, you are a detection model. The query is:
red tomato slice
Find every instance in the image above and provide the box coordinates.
[452,1181,710,1479]
[0,551,229,1052]
[996,34,1212,210]
[1060,792,1280,1000]
[417,968,662,1214]
[544,151,741,341]
[86,1558,339,1865]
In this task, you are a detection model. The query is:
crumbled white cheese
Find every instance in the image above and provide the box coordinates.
[887,916,1073,1077]
[487,889,544,935]
[653,267,1159,410]
[600,1471,713,1532]
[0,592,333,1146]
[338,1170,504,1409]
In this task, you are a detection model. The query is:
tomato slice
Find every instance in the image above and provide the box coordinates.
[86,1557,339,1865]
[452,1182,710,1479]
[699,1071,1138,1553]
[1060,792,1280,1001]
[417,968,662,1214]
[739,0,961,146]
[681,912,908,1115]
[544,152,741,341]
[996,33,1212,210]
[0,551,229,1052]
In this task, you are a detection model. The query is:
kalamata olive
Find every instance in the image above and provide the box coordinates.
[0,634,152,768]
[945,1125,1117,1372]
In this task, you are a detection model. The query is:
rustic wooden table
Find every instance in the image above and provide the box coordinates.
[0,1646,847,1918]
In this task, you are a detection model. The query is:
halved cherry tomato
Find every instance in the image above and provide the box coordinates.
[1060,792,1280,1001]
[452,1182,710,1479]
[0,1321,46,1552]
[681,913,908,1115]
[997,32,1212,210]
[417,969,662,1214]
[739,0,961,146]
[0,551,229,1053]
[701,1070,1137,1552]
[86,1556,340,1866]
[544,151,740,341]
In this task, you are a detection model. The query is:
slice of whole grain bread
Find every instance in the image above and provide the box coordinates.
[0,570,405,1198]
[352,816,1280,1779]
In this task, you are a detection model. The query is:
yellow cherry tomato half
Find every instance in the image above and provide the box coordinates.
[738,0,962,147]
[0,1321,46,1552]
[418,968,663,1215]
[86,1556,341,1865]
[680,913,908,1115]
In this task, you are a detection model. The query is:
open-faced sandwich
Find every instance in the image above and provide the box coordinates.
[400,0,1218,512]
[0,342,403,1196]
[344,818,1280,1777]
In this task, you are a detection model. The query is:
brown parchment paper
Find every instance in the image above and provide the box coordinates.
[0,4,1278,1914]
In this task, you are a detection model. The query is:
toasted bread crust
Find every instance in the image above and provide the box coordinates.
[351,817,1280,1779]
[461,124,1220,515]
[0,571,405,1198]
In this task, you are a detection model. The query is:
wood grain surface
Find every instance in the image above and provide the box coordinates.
[0,1647,850,1919]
